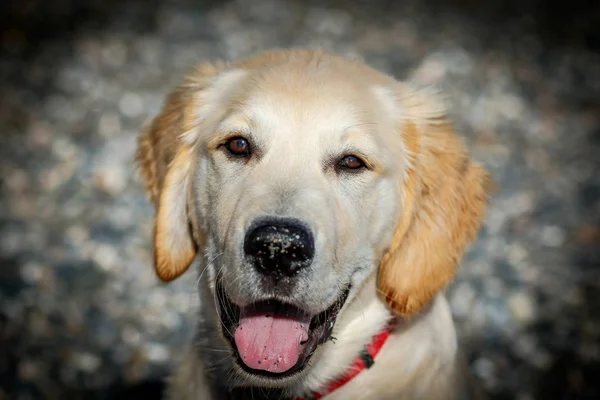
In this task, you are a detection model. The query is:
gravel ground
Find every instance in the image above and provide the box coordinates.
[1,0,599,399]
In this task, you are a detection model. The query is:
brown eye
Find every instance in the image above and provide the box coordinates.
[339,155,366,170]
[225,137,251,157]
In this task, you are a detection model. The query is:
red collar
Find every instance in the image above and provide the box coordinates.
[296,321,394,400]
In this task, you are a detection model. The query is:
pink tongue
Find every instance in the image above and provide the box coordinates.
[234,310,310,373]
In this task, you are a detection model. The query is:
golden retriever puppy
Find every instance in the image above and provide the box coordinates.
[136,49,490,400]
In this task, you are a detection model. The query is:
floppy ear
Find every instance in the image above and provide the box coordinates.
[135,64,222,281]
[377,89,491,317]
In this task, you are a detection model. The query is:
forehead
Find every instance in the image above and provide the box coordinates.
[234,66,382,140]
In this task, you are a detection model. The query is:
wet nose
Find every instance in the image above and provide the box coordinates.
[244,218,315,277]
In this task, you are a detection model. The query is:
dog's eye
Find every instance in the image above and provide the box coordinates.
[338,155,366,170]
[225,137,251,157]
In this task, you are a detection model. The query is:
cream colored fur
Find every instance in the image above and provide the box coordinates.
[167,284,482,399]
[136,49,489,400]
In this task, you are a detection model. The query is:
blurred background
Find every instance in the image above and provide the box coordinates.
[0,0,599,399]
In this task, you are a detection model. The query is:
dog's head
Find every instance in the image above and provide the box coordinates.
[136,50,490,385]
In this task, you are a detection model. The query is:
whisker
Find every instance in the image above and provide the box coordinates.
[203,346,230,353]
[185,252,224,313]
[347,274,368,323]
[213,354,235,365]
[217,272,239,336]
[213,265,235,338]
[196,252,224,288]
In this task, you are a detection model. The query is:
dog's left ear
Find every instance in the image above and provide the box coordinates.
[136,63,244,281]
[377,86,492,317]
[136,79,206,282]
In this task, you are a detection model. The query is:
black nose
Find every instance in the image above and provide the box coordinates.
[244,218,315,277]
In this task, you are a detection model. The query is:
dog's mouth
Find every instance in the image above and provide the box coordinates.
[216,282,350,378]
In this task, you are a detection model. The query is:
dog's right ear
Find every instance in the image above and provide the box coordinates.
[136,63,246,281]
[376,86,492,316]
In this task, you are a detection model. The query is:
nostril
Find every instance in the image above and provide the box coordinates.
[244,219,315,276]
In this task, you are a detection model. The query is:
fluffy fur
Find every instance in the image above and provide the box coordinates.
[136,49,490,399]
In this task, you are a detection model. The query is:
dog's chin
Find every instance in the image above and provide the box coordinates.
[216,281,351,383]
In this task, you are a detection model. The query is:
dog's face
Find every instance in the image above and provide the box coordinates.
[137,50,490,387]
[197,61,405,379]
